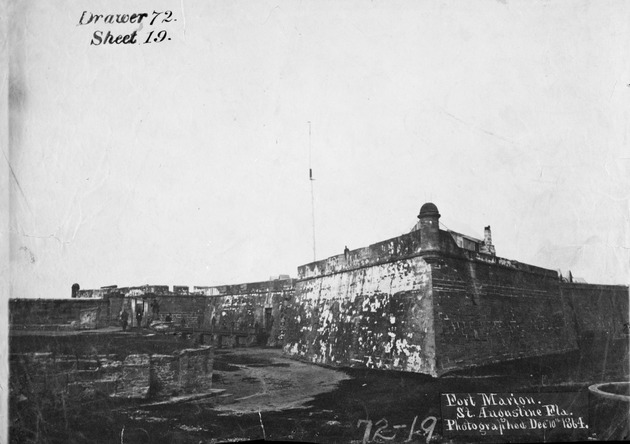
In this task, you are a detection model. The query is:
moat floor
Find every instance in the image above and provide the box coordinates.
[10,337,630,444]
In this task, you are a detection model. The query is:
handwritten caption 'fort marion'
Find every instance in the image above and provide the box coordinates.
[77,10,177,46]
[441,392,588,440]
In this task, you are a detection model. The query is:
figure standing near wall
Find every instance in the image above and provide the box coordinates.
[71,283,80,298]
[120,309,129,331]
[136,308,143,329]
[150,298,160,317]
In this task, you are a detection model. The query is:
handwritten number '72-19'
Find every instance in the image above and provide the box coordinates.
[357,416,437,443]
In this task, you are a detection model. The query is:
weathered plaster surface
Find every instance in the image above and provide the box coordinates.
[285,256,437,376]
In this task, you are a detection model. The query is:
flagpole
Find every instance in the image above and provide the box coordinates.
[308,121,316,262]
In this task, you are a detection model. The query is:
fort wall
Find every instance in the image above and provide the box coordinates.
[431,254,578,373]
[286,203,629,376]
[9,203,628,376]
[10,279,295,349]
[200,279,294,346]
[285,232,437,375]
[431,232,628,374]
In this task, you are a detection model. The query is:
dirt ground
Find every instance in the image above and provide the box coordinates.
[9,335,630,444]
[209,349,351,414]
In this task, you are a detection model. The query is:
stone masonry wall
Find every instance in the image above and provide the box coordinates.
[120,285,293,348]
[149,347,214,397]
[10,299,110,330]
[287,219,628,377]
[298,231,421,279]
[128,295,211,329]
[431,255,578,375]
[206,291,290,347]
[106,294,124,326]
[10,282,292,349]
[284,255,437,375]
[10,346,214,402]
[177,347,214,393]
[562,283,629,340]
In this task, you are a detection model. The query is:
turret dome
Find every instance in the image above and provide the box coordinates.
[418,202,440,219]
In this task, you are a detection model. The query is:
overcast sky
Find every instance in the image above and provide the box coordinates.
[7,0,630,298]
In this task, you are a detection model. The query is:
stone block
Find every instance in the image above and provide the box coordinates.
[117,354,150,398]
[67,382,95,400]
[150,354,179,396]
[93,379,118,396]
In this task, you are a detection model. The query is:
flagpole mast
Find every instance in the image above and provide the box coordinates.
[308,121,316,262]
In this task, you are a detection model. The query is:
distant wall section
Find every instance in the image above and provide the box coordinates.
[11,279,295,349]
[562,283,629,341]
[121,279,295,347]
[9,298,113,330]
